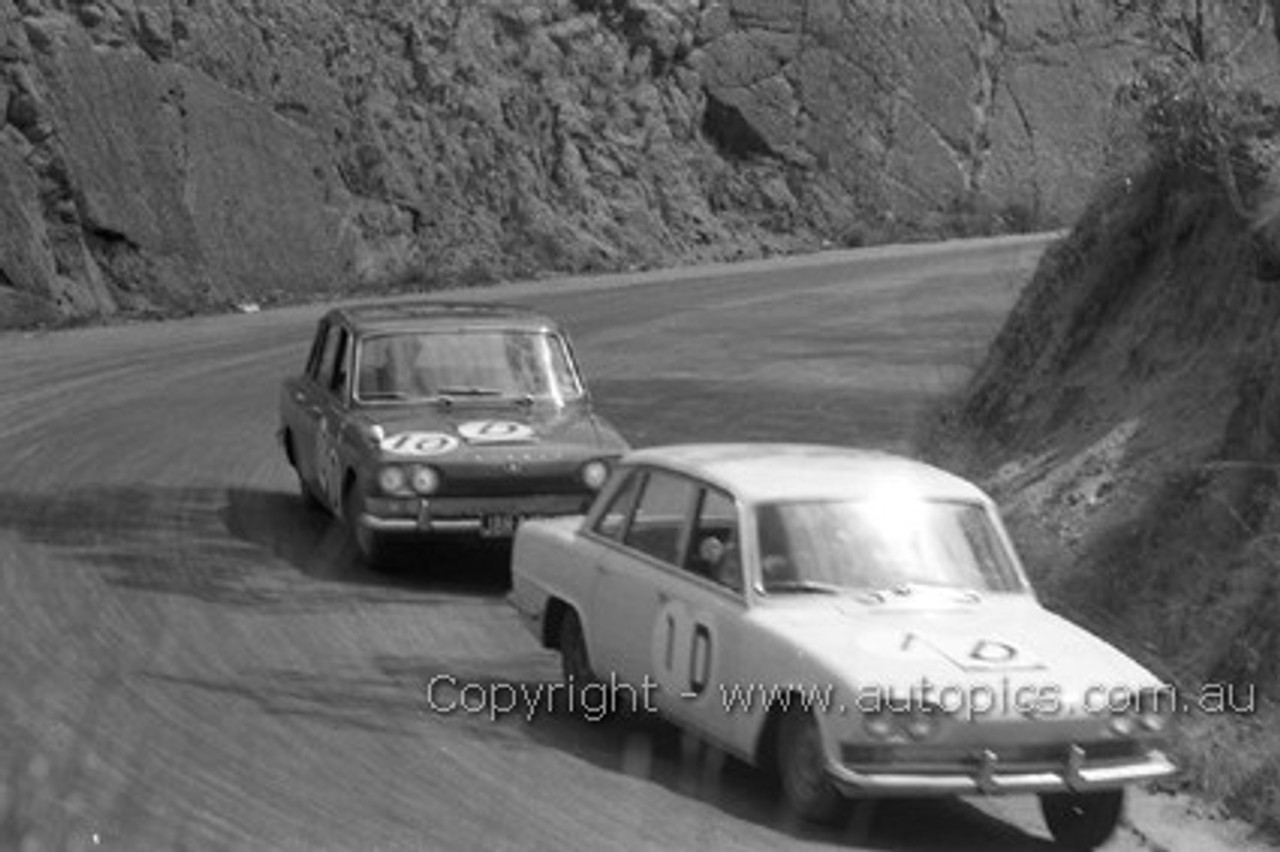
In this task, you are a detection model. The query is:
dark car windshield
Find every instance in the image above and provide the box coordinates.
[354,330,584,404]
[754,498,1025,594]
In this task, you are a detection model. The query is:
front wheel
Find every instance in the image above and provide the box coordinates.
[296,471,325,512]
[776,710,848,825]
[1040,789,1124,850]
[343,488,389,571]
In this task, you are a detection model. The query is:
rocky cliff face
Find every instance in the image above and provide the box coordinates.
[0,0,1270,327]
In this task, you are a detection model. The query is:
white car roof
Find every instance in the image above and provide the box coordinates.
[621,443,989,505]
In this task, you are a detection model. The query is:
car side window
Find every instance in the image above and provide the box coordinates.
[312,323,340,387]
[685,487,742,593]
[623,470,697,566]
[305,322,328,378]
[593,470,643,542]
[327,329,350,399]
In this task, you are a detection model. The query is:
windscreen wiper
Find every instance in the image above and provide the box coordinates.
[762,580,843,595]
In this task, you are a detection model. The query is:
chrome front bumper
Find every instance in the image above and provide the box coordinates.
[359,493,590,536]
[826,745,1178,797]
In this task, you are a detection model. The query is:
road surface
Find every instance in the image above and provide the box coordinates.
[0,234,1270,851]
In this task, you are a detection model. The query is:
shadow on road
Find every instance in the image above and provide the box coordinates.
[142,650,1057,848]
[265,651,1057,851]
[221,486,512,595]
[0,484,510,609]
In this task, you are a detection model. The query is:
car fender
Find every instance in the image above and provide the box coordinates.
[510,516,593,646]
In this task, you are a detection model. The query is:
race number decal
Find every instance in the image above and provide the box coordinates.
[379,431,459,457]
[925,634,1043,671]
[651,600,715,702]
[457,420,535,444]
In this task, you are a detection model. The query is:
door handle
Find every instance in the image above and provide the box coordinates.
[292,392,307,403]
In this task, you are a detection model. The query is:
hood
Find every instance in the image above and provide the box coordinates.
[357,399,627,462]
[751,593,1161,720]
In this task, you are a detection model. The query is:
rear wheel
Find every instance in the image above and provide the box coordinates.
[776,709,848,825]
[343,486,388,571]
[1040,789,1124,850]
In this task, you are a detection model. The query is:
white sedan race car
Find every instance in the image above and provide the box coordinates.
[508,444,1179,849]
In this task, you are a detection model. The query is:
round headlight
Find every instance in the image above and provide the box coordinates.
[410,465,439,495]
[377,465,408,495]
[1107,715,1136,736]
[581,460,609,490]
[863,712,895,741]
[1138,713,1167,732]
[903,713,938,741]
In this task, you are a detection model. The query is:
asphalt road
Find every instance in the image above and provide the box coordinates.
[0,234,1271,851]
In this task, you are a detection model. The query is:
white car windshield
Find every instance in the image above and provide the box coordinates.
[355,330,584,404]
[754,498,1025,594]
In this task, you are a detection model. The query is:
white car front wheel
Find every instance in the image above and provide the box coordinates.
[777,710,847,825]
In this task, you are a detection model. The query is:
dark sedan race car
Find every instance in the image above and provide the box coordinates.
[278,300,630,568]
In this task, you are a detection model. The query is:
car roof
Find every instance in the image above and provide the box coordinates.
[327,300,561,335]
[621,443,989,504]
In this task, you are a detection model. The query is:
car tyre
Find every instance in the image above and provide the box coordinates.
[343,487,389,571]
[777,709,848,825]
[1040,789,1124,850]
[559,609,598,687]
[297,472,325,512]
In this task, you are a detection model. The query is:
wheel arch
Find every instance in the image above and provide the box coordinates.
[542,597,572,650]
[282,428,297,466]
[754,691,809,773]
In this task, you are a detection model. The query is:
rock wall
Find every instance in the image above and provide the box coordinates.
[0,0,1272,327]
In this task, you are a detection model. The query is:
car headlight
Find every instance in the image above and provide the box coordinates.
[862,701,948,742]
[580,459,610,490]
[1133,687,1173,733]
[410,465,439,495]
[863,710,897,741]
[377,465,409,495]
[1105,686,1173,736]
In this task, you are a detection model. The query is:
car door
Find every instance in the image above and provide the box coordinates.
[312,325,353,511]
[587,467,699,690]
[649,484,749,749]
[288,320,338,497]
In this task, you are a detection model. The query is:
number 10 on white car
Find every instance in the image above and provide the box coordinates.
[653,600,714,701]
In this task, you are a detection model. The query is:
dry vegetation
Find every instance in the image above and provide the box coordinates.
[924,0,1280,833]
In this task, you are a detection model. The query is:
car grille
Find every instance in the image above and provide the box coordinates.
[435,462,586,497]
[840,740,1146,775]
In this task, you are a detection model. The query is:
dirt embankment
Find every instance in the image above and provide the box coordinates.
[2,0,1272,328]
[929,101,1280,834]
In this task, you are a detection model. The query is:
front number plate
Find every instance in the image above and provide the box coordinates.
[480,514,519,538]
